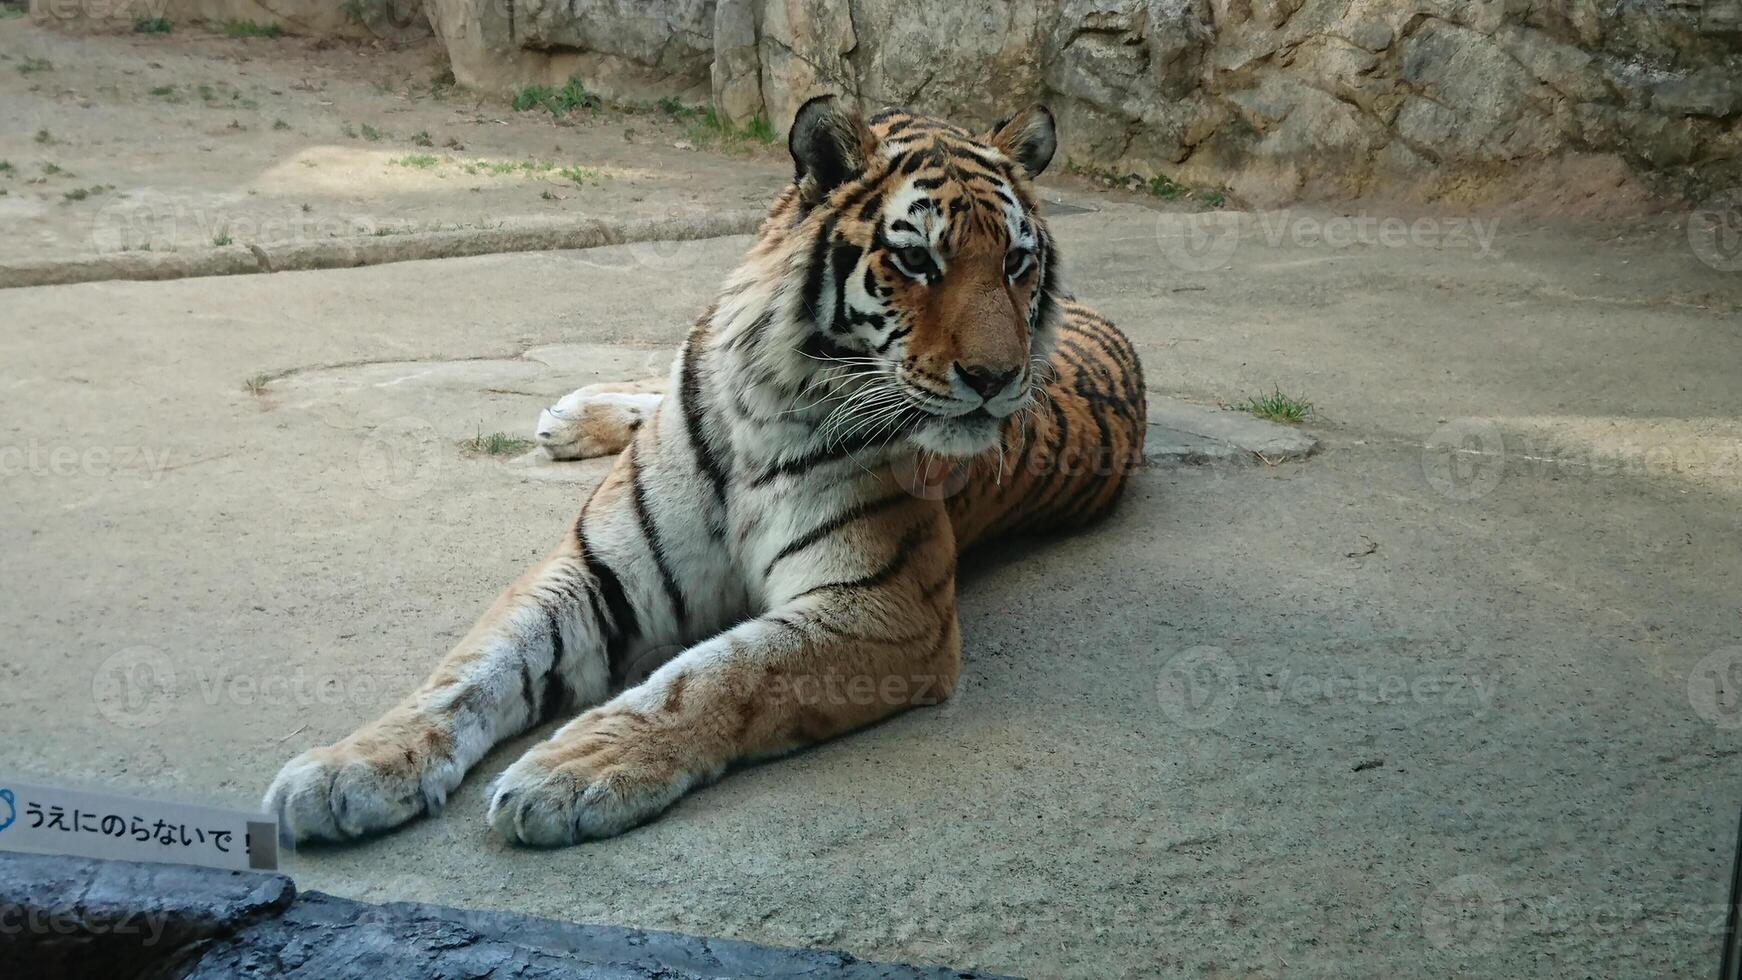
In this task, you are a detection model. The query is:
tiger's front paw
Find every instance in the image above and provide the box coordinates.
[264,738,458,844]
[485,715,717,846]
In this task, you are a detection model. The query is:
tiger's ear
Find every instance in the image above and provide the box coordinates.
[789,95,874,205]
[987,105,1058,178]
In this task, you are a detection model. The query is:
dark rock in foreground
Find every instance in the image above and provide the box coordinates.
[0,852,1012,979]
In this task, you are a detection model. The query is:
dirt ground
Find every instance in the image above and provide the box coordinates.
[0,19,792,262]
[5,16,1742,980]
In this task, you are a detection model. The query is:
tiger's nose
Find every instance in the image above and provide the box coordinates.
[955,363,1021,401]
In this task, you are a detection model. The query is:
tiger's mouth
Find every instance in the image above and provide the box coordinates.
[911,405,1006,457]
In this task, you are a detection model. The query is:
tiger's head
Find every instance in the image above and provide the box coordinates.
[775,96,1063,458]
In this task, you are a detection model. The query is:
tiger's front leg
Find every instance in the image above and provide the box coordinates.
[263,436,719,843]
[487,493,960,845]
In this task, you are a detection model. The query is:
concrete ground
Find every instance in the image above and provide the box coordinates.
[5,19,1742,980]
[3,199,1739,978]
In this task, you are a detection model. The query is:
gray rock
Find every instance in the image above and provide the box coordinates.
[285,0,1742,203]
[1145,397,1320,466]
[0,851,294,979]
[0,853,1008,979]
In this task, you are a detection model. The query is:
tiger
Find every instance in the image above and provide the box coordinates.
[264,96,1147,846]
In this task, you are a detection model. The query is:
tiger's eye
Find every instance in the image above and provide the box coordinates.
[896,246,934,275]
[1005,249,1034,279]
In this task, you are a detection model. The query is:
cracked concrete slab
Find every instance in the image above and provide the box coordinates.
[1,196,1740,978]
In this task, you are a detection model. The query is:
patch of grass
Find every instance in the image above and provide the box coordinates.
[134,16,173,33]
[148,84,180,100]
[61,186,102,201]
[341,122,357,139]
[410,129,433,147]
[223,20,284,38]
[272,118,290,130]
[359,122,384,141]
[0,6,25,19]
[655,95,698,120]
[211,230,233,246]
[0,161,12,175]
[464,158,556,176]
[459,430,534,457]
[687,108,778,150]
[511,79,600,115]
[743,112,777,144]
[34,129,52,144]
[556,164,602,185]
[197,83,217,102]
[242,373,272,395]
[40,162,66,176]
[300,202,312,212]
[390,153,439,168]
[1200,189,1227,208]
[1148,174,1185,200]
[1236,387,1314,425]
[18,57,53,74]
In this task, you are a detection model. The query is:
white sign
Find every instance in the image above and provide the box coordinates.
[0,780,277,872]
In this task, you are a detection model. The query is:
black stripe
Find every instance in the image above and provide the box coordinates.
[581,534,639,668]
[749,428,882,488]
[1021,392,1072,521]
[763,491,911,577]
[1053,401,1119,519]
[518,656,538,723]
[857,191,887,222]
[792,514,937,600]
[801,216,838,328]
[829,242,864,335]
[628,442,689,625]
[872,324,911,354]
[539,606,570,722]
[678,329,730,522]
[725,306,775,352]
